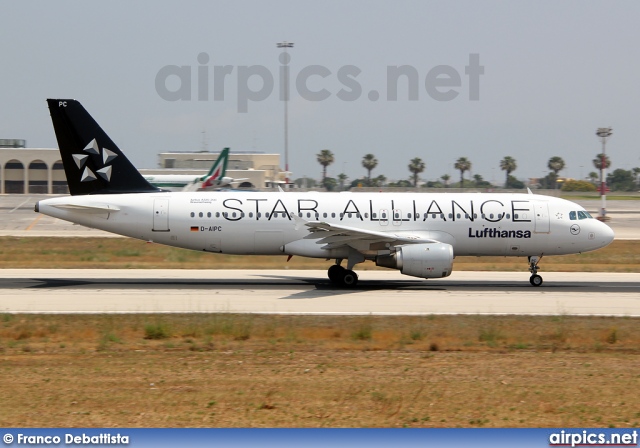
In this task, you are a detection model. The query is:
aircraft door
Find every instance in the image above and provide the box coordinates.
[379,209,389,226]
[392,209,402,226]
[153,198,170,232]
[533,201,550,233]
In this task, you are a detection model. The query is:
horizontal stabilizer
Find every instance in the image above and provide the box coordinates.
[50,203,121,213]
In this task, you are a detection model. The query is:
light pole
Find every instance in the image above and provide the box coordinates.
[277,41,294,186]
[596,127,612,220]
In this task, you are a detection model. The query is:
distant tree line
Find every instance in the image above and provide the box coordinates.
[306,149,640,192]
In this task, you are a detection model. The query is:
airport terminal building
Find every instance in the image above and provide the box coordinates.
[0,140,285,194]
[144,151,286,189]
[0,140,67,194]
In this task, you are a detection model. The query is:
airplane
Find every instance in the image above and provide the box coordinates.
[142,147,231,191]
[36,99,615,288]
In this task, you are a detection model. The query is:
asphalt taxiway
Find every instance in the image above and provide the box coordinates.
[1,195,639,317]
[1,269,638,316]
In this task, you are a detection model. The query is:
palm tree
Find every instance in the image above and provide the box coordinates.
[316,149,334,181]
[454,157,472,189]
[337,173,348,191]
[588,171,599,184]
[592,153,611,191]
[441,174,450,188]
[408,157,425,187]
[499,156,517,188]
[547,156,565,190]
[592,153,611,170]
[361,154,378,186]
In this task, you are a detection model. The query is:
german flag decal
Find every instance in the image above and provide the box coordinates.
[190,226,199,232]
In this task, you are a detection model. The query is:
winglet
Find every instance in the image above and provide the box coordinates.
[527,187,533,195]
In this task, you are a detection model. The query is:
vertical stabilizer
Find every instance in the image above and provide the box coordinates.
[47,99,161,195]
[201,147,230,188]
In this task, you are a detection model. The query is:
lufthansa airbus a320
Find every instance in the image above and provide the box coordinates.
[36,99,615,287]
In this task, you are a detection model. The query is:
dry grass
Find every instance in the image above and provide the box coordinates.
[0,237,638,272]
[0,237,638,427]
[0,314,638,427]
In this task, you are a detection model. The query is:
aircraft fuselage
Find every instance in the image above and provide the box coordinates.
[36,191,614,259]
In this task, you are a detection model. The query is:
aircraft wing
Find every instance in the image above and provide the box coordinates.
[303,220,439,251]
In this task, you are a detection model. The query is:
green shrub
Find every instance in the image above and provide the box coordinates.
[561,180,597,192]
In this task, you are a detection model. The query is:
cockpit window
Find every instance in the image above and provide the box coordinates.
[578,210,591,220]
[569,211,576,220]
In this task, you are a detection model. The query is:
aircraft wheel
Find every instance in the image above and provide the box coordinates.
[529,274,543,287]
[340,270,359,288]
[328,265,345,283]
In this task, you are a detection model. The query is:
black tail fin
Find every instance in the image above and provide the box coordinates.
[47,99,162,195]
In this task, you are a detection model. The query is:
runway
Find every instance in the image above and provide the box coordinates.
[1,269,639,316]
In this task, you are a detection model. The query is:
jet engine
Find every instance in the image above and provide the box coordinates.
[375,242,453,279]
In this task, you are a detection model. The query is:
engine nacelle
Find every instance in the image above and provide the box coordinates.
[376,242,453,279]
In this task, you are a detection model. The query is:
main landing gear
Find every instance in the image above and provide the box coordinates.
[528,255,543,287]
[328,259,359,288]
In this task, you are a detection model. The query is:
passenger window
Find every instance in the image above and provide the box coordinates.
[332,213,336,218]
[323,213,327,218]
[249,212,254,218]
[199,212,203,218]
[190,212,195,218]
[569,211,576,220]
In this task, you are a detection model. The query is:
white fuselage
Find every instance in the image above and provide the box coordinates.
[36,191,614,261]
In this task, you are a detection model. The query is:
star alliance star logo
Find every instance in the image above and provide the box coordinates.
[72,138,118,183]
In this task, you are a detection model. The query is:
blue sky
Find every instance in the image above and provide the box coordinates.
[1,1,639,183]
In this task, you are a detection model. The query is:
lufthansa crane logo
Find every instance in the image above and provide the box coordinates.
[570,224,580,235]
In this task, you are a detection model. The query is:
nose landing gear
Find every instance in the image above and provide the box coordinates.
[528,255,543,286]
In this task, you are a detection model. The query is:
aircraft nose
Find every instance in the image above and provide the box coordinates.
[598,221,615,247]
